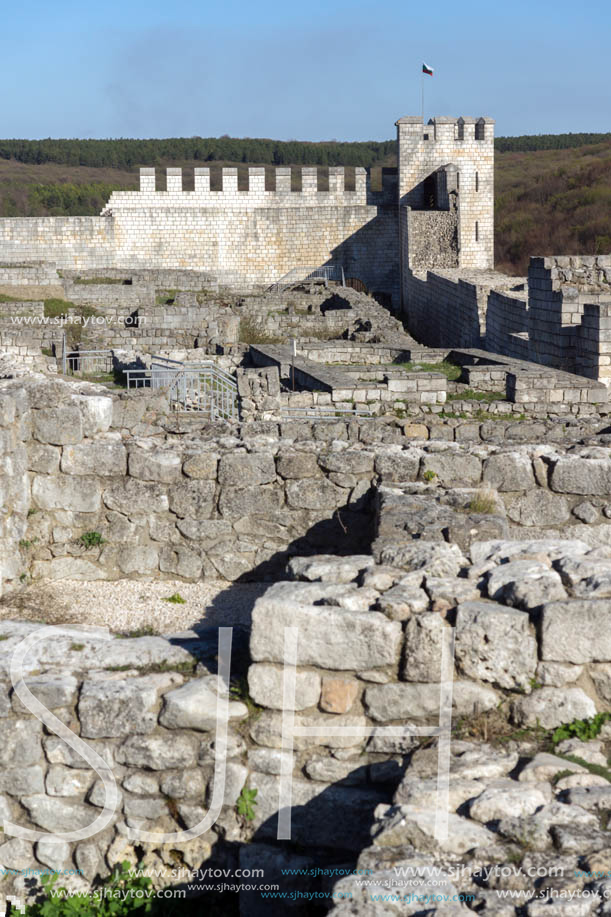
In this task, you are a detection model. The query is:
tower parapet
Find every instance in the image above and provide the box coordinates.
[396,115,494,271]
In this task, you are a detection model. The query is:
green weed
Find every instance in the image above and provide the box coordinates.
[162,593,186,604]
[236,786,258,822]
[79,531,105,548]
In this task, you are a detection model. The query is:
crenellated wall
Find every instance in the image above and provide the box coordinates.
[0,167,400,304]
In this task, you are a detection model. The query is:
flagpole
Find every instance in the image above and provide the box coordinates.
[421,70,424,122]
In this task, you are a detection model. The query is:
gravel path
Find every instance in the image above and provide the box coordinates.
[0,578,270,635]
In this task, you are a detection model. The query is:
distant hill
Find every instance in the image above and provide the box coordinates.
[0,132,609,275]
[494,140,611,274]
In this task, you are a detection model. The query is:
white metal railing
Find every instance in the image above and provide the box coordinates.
[62,347,113,377]
[125,356,238,419]
[269,265,346,293]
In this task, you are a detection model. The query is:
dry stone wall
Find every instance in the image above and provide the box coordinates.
[2,529,611,906]
[5,376,611,598]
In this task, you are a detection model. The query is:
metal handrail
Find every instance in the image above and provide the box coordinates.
[269,265,346,293]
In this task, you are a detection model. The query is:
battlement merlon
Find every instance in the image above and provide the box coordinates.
[100,166,389,213]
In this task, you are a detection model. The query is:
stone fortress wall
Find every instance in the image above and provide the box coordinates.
[0,167,400,305]
[4,377,611,599]
[2,374,611,906]
[405,255,611,384]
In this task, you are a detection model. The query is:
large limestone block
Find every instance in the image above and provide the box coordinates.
[250,598,402,670]
[30,557,107,581]
[288,554,373,584]
[550,456,611,495]
[21,796,102,833]
[11,674,78,714]
[486,560,566,609]
[32,403,83,444]
[78,677,164,738]
[128,450,182,483]
[248,663,321,711]
[420,452,482,487]
[116,545,159,575]
[468,779,550,822]
[373,806,496,855]
[511,687,596,728]
[364,681,498,722]
[507,490,570,526]
[168,479,216,519]
[249,711,367,750]
[374,452,420,482]
[402,613,447,681]
[540,599,611,663]
[0,766,45,795]
[0,719,42,767]
[285,478,345,510]
[76,394,113,435]
[218,484,281,519]
[455,600,537,690]
[159,678,247,731]
[32,474,101,512]
[103,478,169,514]
[482,452,535,491]
[319,451,374,475]
[61,441,127,476]
[116,734,199,769]
[182,452,219,479]
[46,765,94,797]
[218,453,276,488]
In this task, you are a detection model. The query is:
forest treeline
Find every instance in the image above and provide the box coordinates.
[0,137,397,169]
[1,131,611,169]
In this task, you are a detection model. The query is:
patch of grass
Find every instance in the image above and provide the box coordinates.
[43,298,76,318]
[398,360,462,381]
[19,538,37,549]
[422,469,437,482]
[552,712,611,745]
[79,531,105,548]
[557,754,611,784]
[0,292,31,303]
[163,592,186,604]
[30,859,155,916]
[447,390,507,403]
[468,488,498,514]
[70,643,85,651]
[41,346,54,357]
[19,573,29,584]
[0,635,10,642]
[105,660,197,676]
[551,769,576,786]
[239,317,282,345]
[156,289,178,305]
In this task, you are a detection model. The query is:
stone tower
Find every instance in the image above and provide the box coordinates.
[396,115,495,289]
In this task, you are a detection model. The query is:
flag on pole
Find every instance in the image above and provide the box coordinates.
[422,63,434,76]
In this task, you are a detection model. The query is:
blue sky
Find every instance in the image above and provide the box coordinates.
[1,0,609,140]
